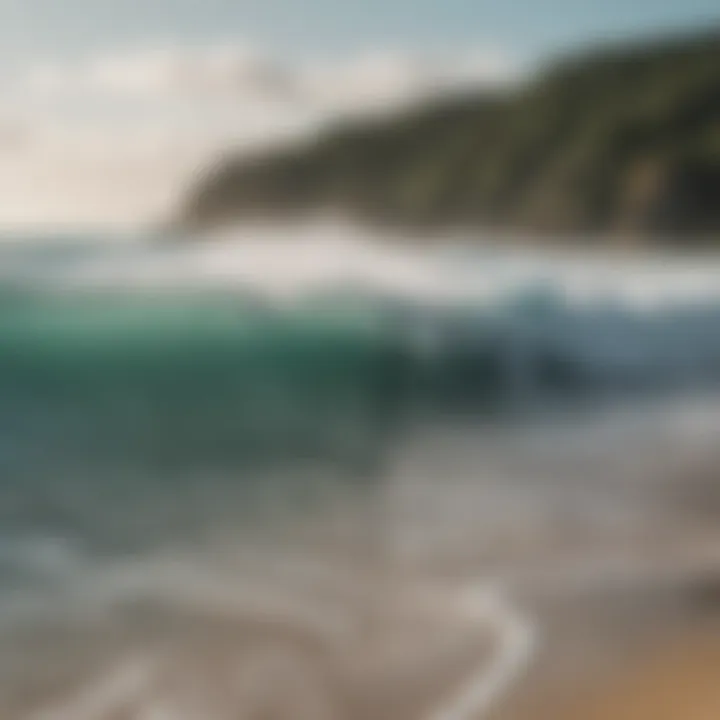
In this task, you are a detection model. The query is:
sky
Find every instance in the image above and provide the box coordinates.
[0,0,718,62]
[0,0,717,228]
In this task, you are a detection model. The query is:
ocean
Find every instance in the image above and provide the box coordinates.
[1,224,720,718]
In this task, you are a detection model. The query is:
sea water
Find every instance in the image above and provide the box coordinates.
[1,224,720,718]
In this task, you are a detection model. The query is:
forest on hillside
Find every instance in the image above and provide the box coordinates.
[181,28,720,242]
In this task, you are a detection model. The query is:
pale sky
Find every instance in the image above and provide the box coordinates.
[0,0,718,61]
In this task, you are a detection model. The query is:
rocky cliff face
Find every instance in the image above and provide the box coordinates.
[180,28,720,243]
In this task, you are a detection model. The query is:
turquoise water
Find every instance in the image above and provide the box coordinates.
[2,234,720,563]
[0,290,405,554]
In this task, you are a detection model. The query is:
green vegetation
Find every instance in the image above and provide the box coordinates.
[181,27,720,241]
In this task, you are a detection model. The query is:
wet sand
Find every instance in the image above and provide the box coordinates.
[3,561,719,720]
[494,579,720,720]
[0,578,499,720]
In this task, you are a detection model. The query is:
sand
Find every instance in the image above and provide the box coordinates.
[501,622,720,720]
[491,577,720,720]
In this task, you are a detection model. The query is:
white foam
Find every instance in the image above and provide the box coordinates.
[6,223,720,308]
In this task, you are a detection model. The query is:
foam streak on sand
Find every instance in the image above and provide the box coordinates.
[30,658,155,720]
[430,583,537,720]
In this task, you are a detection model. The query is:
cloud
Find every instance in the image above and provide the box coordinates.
[20,44,303,104]
[84,45,299,101]
[303,47,517,112]
[0,42,519,228]
[18,42,517,106]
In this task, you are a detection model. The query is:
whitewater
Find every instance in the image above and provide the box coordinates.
[1,222,720,719]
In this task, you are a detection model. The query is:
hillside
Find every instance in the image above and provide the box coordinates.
[180,28,720,241]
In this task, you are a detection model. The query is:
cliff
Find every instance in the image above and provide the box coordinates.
[181,28,720,242]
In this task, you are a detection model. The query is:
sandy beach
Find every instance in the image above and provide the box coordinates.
[2,561,718,720]
[495,581,720,720]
